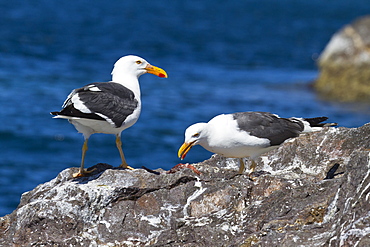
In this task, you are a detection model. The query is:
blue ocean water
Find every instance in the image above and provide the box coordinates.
[1,0,370,216]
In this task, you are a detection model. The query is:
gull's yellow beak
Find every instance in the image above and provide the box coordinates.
[145,64,168,78]
[178,141,195,160]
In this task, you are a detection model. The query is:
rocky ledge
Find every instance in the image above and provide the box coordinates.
[1,124,370,246]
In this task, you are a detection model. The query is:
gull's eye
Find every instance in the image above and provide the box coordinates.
[192,133,200,138]
[136,60,142,65]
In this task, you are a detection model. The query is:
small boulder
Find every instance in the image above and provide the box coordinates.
[315,15,370,101]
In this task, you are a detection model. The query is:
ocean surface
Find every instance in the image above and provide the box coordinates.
[1,0,370,216]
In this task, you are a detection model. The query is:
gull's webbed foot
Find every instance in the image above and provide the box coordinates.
[118,164,135,170]
[73,168,96,178]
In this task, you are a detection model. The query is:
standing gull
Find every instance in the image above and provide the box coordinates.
[51,55,167,177]
[178,111,337,174]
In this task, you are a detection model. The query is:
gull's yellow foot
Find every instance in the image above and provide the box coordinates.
[248,172,257,181]
[72,168,96,178]
[118,164,135,170]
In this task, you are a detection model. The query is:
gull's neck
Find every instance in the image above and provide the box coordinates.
[111,72,141,98]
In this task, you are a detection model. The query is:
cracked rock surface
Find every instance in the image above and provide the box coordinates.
[1,124,370,246]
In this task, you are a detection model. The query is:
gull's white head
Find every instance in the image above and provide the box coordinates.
[111,55,168,80]
[178,122,207,160]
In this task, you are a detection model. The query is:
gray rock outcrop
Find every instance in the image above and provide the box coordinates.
[315,15,370,101]
[1,124,370,246]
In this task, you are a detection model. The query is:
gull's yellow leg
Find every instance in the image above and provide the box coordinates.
[73,138,95,177]
[247,159,258,180]
[238,158,257,177]
[238,158,245,174]
[116,135,134,170]
[250,160,257,173]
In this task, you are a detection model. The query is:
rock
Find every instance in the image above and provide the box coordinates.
[1,124,370,246]
[314,15,370,101]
